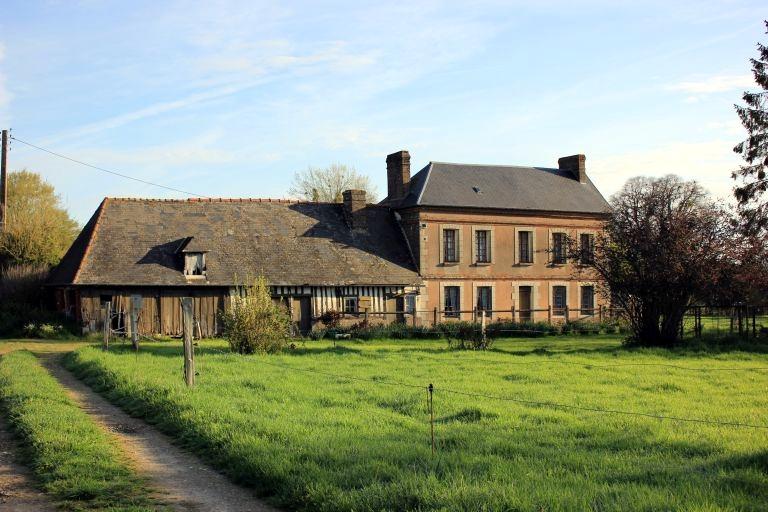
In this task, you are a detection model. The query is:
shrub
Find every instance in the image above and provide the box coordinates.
[319,309,342,328]
[221,275,292,354]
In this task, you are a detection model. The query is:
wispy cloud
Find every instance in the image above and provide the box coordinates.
[668,73,754,103]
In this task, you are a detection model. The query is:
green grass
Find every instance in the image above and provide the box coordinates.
[64,336,768,511]
[0,350,165,511]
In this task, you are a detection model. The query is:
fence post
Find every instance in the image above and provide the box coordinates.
[181,297,195,387]
[433,307,437,327]
[412,310,417,327]
[428,383,435,455]
[547,305,552,325]
[102,301,111,351]
[130,295,142,351]
[364,308,369,324]
[564,305,569,324]
[511,305,515,323]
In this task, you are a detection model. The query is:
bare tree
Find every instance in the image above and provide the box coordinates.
[571,176,732,346]
[288,164,377,203]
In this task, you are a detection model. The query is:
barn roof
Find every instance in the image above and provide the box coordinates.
[394,162,610,214]
[49,198,420,287]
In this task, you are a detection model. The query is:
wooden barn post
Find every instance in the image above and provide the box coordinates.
[130,294,142,351]
[102,301,111,351]
[181,297,195,387]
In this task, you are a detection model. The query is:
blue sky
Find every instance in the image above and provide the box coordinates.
[0,0,764,222]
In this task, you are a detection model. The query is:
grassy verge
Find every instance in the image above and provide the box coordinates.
[0,350,164,511]
[65,337,768,511]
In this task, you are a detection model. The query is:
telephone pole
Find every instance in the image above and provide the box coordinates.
[0,129,7,232]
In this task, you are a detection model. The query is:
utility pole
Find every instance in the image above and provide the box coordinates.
[0,129,8,232]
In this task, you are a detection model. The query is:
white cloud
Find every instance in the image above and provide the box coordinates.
[589,139,742,202]
[668,74,754,94]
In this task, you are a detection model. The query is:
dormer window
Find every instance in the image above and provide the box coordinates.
[184,252,206,276]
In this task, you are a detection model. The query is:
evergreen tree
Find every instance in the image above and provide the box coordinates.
[733,21,768,233]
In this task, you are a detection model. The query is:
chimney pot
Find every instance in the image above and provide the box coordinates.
[558,154,587,183]
[342,189,367,229]
[386,150,411,203]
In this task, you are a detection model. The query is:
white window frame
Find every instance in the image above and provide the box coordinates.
[343,296,359,315]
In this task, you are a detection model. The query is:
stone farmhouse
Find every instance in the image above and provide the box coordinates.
[48,150,609,336]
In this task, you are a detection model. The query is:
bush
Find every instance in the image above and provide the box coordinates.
[221,275,292,354]
[319,309,342,328]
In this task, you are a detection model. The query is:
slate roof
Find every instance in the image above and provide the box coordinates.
[394,162,610,214]
[49,198,420,287]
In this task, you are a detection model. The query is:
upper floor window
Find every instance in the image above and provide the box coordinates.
[475,230,490,263]
[518,230,533,264]
[580,233,595,264]
[184,252,206,276]
[552,232,567,265]
[443,229,459,263]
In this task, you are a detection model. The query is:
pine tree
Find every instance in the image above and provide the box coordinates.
[733,20,768,233]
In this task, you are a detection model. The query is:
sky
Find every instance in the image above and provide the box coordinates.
[0,0,765,223]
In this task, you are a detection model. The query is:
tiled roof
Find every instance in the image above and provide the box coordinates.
[49,198,420,287]
[394,162,610,214]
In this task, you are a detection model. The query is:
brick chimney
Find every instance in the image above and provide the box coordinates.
[558,154,587,183]
[386,150,410,202]
[342,189,367,229]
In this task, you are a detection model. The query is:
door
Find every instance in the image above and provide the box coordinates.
[519,286,532,322]
[395,297,405,324]
[298,297,312,335]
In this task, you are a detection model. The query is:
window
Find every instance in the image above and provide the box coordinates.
[184,252,206,276]
[518,231,533,263]
[444,286,460,317]
[476,286,492,316]
[581,285,595,316]
[405,295,416,313]
[343,296,358,314]
[552,232,567,265]
[580,233,595,264]
[475,230,490,263]
[443,229,459,262]
[552,286,567,316]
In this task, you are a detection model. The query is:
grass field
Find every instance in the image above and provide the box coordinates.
[0,350,165,511]
[64,336,768,511]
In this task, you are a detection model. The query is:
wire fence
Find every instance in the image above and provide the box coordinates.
[682,304,768,340]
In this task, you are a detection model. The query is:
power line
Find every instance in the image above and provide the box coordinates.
[9,135,209,198]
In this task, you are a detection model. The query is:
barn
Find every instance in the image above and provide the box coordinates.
[48,191,421,336]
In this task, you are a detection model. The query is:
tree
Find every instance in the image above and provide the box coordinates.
[221,274,292,354]
[573,176,731,346]
[288,164,377,203]
[733,20,768,234]
[0,170,79,267]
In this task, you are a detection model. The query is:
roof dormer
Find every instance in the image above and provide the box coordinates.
[175,237,208,280]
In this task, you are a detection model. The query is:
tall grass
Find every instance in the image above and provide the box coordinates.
[65,337,768,511]
[0,351,164,511]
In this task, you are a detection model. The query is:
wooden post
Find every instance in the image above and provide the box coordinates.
[511,305,515,323]
[102,301,111,351]
[0,129,7,232]
[412,309,417,327]
[130,295,142,351]
[547,305,552,325]
[481,310,487,346]
[364,308,369,325]
[433,307,438,327]
[181,297,195,387]
[564,305,569,324]
[428,383,435,455]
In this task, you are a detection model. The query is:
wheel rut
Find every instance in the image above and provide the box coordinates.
[41,354,280,512]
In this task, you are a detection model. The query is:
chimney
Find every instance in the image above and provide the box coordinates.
[558,154,587,183]
[342,189,367,229]
[386,150,410,202]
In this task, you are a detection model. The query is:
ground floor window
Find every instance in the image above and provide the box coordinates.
[444,286,460,317]
[552,286,567,316]
[476,286,492,317]
[343,296,358,315]
[405,294,416,313]
[580,285,595,316]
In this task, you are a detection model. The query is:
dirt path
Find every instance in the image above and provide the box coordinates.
[41,355,280,512]
[0,419,57,512]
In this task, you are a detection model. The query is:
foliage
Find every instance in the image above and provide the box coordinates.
[319,309,342,328]
[0,351,163,511]
[572,176,732,346]
[221,275,291,354]
[288,163,378,202]
[0,263,74,337]
[733,20,768,234]
[64,338,768,511]
[0,170,79,267]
